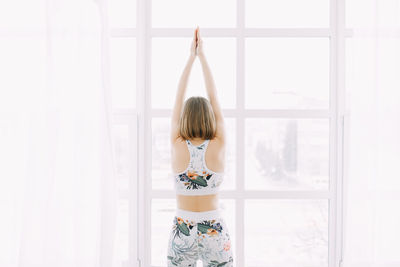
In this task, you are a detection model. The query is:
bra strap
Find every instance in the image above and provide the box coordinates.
[186,139,209,148]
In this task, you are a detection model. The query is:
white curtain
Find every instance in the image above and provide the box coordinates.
[0,1,118,267]
[344,0,400,266]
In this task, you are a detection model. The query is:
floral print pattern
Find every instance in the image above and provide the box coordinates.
[174,140,224,194]
[167,215,234,267]
[178,170,213,189]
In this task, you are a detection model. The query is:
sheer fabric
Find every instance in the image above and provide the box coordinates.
[0,1,118,266]
[344,0,400,266]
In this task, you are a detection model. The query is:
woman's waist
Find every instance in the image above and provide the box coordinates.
[175,207,222,222]
[176,193,219,212]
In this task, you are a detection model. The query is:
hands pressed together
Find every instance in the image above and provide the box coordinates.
[190,26,204,58]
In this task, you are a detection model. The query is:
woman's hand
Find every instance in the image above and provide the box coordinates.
[190,26,199,58]
[190,26,204,58]
[196,26,204,57]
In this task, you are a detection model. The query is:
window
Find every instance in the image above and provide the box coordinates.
[107,0,347,266]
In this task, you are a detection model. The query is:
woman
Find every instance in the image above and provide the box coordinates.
[167,26,234,267]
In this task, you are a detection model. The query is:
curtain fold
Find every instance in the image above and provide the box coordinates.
[0,0,117,266]
[344,0,400,266]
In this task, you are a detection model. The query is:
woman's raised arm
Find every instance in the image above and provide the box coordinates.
[196,29,226,143]
[170,30,197,144]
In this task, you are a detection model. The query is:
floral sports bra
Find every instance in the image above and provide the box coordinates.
[172,139,224,195]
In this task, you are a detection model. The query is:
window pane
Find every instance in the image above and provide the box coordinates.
[245,38,329,109]
[246,0,329,28]
[221,119,236,190]
[219,199,237,267]
[112,124,130,194]
[152,37,236,109]
[112,124,130,183]
[111,125,132,263]
[108,0,136,28]
[151,199,176,266]
[245,200,329,267]
[245,119,329,190]
[152,118,236,190]
[110,37,136,109]
[152,0,236,28]
[151,199,236,267]
[113,198,129,263]
[152,118,172,190]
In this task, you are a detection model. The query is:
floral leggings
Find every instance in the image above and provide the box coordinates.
[167,208,234,267]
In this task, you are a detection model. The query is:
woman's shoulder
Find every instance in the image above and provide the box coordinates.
[171,136,186,150]
[207,136,226,153]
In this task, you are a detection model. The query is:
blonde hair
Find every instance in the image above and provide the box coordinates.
[179,96,216,140]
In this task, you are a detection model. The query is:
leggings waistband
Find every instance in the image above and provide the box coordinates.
[175,208,222,222]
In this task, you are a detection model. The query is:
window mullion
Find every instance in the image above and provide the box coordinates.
[236,0,245,266]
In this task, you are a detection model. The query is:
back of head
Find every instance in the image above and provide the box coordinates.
[179,96,216,140]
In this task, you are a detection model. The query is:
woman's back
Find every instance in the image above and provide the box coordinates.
[171,137,225,175]
[171,137,225,212]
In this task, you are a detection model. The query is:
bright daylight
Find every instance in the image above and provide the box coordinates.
[1,0,399,267]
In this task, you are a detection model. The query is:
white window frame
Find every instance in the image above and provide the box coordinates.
[0,0,350,266]
[128,0,350,266]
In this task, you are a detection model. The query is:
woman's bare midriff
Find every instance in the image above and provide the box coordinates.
[177,193,219,212]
